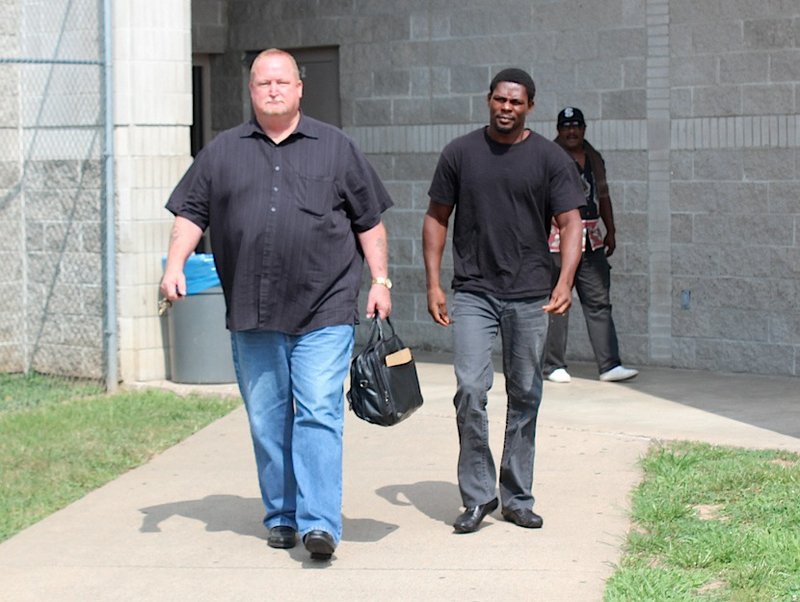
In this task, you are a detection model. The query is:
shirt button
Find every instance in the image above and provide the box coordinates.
[274,166,280,171]
[273,186,278,192]
[270,207,276,212]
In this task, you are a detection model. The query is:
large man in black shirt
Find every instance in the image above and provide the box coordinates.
[423,68,584,534]
[160,48,393,561]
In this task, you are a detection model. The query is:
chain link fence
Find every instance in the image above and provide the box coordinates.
[1,0,109,403]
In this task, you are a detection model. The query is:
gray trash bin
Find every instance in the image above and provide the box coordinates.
[167,286,236,384]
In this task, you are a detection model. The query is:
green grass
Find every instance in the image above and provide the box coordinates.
[0,374,239,542]
[1,372,105,412]
[605,441,800,602]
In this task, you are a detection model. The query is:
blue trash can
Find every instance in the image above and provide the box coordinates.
[163,254,236,384]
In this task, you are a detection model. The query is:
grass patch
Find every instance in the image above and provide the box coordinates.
[1,372,105,412]
[605,441,800,601]
[0,379,239,542]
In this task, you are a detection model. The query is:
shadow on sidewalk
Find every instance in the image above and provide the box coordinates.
[139,494,400,543]
[376,480,460,525]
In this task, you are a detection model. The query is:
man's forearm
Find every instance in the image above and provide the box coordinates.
[165,216,204,271]
[422,213,448,289]
[555,211,583,288]
[357,221,389,279]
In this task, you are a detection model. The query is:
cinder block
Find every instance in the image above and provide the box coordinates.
[431,96,470,124]
[577,59,623,90]
[769,313,800,345]
[394,152,438,181]
[192,25,226,54]
[672,55,717,87]
[769,182,800,214]
[601,89,646,119]
[744,18,794,49]
[692,21,744,53]
[694,86,744,117]
[410,11,450,40]
[695,339,794,375]
[743,148,796,180]
[693,214,791,246]
[769,50,800,82]
[393,98,432,125]
[670,336,696,368]
[693,149,743,179]
[373,70,410,97]
[451,8,530,37]
[742,85,794,116]
[598,28,647,57]
[450,65,490,94]
[353,99,391,126]
[553,29,598,61]
[192,0,226,26]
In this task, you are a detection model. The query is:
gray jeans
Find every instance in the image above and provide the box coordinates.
[451,291,548,512]
[544,248,621,374]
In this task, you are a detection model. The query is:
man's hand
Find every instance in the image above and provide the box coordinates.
[542,282,573,315]
[604,230,616,257]
[427,286,451,326]
[365,283,392,319]
[160,269,187,302]
[160,216,204,303]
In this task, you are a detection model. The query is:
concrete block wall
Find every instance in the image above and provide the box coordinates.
[0,0,105,378]
[192,0,227,54]
[666,1,800,375]
[0,0,22,372]
[114,0,193,382]
[196,0,798,377]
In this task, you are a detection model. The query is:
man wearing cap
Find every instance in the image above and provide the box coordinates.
[423,69,585,534]
[544,107,639,384]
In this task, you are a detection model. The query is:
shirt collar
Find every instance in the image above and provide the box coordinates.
[240,111,321,143]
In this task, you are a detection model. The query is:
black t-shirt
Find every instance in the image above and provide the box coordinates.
[428,127,585,298]
[166,115,393,334]
[578,158,599,221]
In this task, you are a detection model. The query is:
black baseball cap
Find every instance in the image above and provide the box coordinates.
[557,106,586,128]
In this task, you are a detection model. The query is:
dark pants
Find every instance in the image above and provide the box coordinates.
[452,291,548,511]
[544,248,621,375]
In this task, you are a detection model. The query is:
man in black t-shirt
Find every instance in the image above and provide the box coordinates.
[422,68,585,534]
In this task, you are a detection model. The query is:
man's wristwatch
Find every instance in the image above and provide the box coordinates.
[371,277,392,289]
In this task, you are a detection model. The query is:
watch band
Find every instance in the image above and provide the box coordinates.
[371,277,392,289]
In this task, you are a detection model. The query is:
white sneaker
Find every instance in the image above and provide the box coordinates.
[599,365,639,382]
[547,368,571,383]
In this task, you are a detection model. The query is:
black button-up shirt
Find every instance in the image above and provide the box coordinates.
[166,114,393,334]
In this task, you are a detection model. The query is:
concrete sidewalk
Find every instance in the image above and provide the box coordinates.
[1,361,798,601]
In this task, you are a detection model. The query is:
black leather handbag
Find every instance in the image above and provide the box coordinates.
[347,317,424,427]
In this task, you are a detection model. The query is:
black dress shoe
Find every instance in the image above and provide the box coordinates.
[267,525,297,549]
[303,529,336,560]
[501,507,544,529]
[453,498,499,533]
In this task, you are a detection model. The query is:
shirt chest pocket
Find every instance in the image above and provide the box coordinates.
[294,174,336,217]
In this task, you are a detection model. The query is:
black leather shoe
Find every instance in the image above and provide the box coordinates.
[453,498,499,533]
[501,507,544,529]
[267,525,297,549]
[303,529,336,560]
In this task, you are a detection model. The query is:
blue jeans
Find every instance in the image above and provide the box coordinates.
[451,291,548,512]
[230,325,354,545]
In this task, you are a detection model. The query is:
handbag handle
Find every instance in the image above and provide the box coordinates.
[368,315,396,343]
